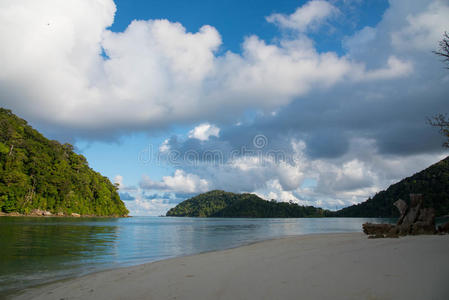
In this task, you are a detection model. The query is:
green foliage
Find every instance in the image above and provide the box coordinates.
[0,108,129,216]
[0,142,8,155]
[334,156,449,217]
[166,190,332,218]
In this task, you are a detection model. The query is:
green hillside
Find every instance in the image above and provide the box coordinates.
[0,108,129,216]
[335,156,449,217]
[166,190,332,218]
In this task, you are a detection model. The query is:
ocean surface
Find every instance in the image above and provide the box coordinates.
[0,216,393,294]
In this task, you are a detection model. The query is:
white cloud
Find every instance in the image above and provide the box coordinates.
[391,0,449,51]
[155,136,447,211]
[126,194,173,216]
[356,56,414,81]
[0,0,416,138]
[188,123,220,141]
[258,180,301,203]
[266,0,339,32]
[1,0,448,216]
[343,26,377,55]
[140,170,209,193]
[159,139,171,153]
[113,174,123,188]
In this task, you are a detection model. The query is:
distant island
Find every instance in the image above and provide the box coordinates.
[167,156,449,218]
[166,190,332,218]
[0,108,129,217]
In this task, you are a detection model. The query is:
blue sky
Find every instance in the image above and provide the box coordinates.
[1,0,448,215]
[78,0,390,183]
[110,0,389,54]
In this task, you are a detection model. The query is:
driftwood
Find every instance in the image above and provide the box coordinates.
[363,194,436,238]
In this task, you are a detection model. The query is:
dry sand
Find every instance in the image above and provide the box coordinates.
[11,233,449,300]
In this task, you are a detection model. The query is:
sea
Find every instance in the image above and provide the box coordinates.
[0,216,393,295]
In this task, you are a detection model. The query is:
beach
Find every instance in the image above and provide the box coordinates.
[11,233,449,300]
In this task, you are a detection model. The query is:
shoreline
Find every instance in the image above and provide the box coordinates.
[10,232,449,300]
[0,212,129,218]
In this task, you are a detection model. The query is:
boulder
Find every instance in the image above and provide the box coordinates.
[8,212,22,216]
[438,221,449,234]
[393,199,408,225]
[30,209,53,216]
[410,206,436,235]
[401,194,422,226]
[362,223,393,236]
[71,213,81,217]
[386,226,400,238]
[363,194,438,238]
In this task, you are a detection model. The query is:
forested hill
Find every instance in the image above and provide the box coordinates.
[335,156,449,218]
[0,108,129,216]
[166,190,332,218]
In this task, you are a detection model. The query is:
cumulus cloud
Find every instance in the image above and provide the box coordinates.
[125,194,174,216]
[140,170,210,193]
[0,0,416,140]
[113,175,123,188]
[188,123,220,141]
[266,0,339,32]
[141,0,448,213]
[355,56,413,81]
[158,136,446,210]
[391,0,449,51]
[1,0,448,215]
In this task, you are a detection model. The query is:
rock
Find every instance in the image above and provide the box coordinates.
[411,222,436,235]
[71,213,81,217]
[363,194,438,237]
[437,221,449,234]
[386,226,399,238]
[8,212,22,216]
[397,224,411,236]
[30,209,44,216]
[393,199,408,225]
[57,212,65,216]
[401,194,422,226]
[411,207,436,235]
[362,223,393,236]
[30,209,53,216]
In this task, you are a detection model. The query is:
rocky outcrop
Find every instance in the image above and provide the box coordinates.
[438,221,449,234]
[363,194,436,238]
[362,223,394,236]
[30,209,53,216]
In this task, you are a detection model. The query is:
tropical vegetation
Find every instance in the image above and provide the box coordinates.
[334,156,449,217]
[166,190,332,218]
[0,108,128,216]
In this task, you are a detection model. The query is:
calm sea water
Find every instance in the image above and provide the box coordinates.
[0,216,392,294]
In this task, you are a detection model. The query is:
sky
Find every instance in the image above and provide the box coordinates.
[0,0,448,215]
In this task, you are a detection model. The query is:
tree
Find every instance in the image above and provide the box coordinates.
[428,114,449,148]
[428,32,449,148]
[433,31,449,68]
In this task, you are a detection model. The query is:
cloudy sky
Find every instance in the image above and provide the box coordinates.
[1,0,448,215]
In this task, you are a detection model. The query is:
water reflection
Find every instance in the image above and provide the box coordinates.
[0,216,392,294]
[0,217,119,293]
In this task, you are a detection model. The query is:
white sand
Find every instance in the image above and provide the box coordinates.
[12,233,449,300]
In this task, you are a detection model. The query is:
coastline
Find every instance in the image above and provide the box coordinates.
[0,212,129,218]
[10,232,449,300]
